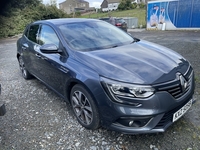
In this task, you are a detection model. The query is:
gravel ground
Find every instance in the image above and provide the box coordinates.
[0,30,200,150]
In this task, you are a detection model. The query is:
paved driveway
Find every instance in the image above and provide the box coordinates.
[0,30,200,150]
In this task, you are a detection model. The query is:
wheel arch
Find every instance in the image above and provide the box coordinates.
[64,78,100,108]
[17,53,20,60]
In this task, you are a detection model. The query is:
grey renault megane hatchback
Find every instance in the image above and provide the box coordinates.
[17,18,195,134]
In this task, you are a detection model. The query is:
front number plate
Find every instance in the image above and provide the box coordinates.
[173,99,192,122]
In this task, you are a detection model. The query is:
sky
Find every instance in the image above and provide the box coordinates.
[42,0,102,8]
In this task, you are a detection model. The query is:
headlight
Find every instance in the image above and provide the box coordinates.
[101,77,155,102]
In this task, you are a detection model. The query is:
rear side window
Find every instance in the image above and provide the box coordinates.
[28,25,39,43]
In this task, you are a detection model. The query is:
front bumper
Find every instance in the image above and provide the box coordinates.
[108,97,195,134]
[96,70,195,134]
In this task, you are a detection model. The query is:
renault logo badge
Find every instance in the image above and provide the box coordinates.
[177,73,188,92]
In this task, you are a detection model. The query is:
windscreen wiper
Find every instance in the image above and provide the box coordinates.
[130,38,140,44]
[104,45,119,49]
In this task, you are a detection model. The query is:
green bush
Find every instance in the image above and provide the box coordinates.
[75,11,81,17]
[0,3,69,38]
[132,2,137,9]
[118,0,133,10]
[138,3,146,9]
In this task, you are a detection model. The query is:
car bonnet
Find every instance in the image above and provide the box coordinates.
[74,40,190,84]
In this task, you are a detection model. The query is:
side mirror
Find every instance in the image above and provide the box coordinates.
[40,44,62,54]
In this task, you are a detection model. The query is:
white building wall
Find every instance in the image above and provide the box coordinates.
[102,8,109,12]
[108,3,119,11]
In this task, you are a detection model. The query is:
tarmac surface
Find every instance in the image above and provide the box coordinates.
[0,30,200,150]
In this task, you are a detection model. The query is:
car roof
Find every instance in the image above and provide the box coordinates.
[33,18,99,26]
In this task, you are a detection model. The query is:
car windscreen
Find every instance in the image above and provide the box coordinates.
[58,20,133,52]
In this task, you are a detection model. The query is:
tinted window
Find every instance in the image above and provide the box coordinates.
[28,25,39,43]
[39,25,59,47]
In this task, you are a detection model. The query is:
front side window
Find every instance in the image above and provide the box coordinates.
[38,25,59,47]
[28,25,39,43]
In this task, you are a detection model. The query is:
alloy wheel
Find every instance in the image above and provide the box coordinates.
[19,56,27,78]
[71,90,93,125]
[18,56,32,79]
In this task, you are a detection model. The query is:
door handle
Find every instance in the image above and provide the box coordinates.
[22,46,27,51]
[22,43,28,51]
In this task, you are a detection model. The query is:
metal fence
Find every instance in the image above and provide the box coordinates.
[123,17,138,29]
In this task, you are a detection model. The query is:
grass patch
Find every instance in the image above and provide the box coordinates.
[81,8,146,28]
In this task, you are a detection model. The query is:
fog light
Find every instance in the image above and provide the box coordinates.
[129,120,134,126]
[115,117,152,127]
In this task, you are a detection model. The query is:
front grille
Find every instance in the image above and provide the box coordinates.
[153,66,194,129]
[156,66,193,99]
[154,99,190,129]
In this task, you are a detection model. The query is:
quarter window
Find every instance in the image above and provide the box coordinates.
[39,25,59,47]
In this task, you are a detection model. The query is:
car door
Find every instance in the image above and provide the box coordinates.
[36,24,68,96]
[21,24,41,76]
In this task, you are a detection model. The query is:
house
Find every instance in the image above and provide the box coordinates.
[101,0,120,12]
[59,0,91,14]
[100,0,148,12]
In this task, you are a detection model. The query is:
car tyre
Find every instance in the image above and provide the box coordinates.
[70,84,100,130]
[18,56,33,79]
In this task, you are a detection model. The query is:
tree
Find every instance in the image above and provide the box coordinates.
[118,0,126,10]
[118,0,133,10]
[0,0,42,16]
[50,0,57,6]
[0,1,69,38]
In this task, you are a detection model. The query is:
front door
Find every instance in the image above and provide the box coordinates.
[36,24,68,96]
